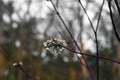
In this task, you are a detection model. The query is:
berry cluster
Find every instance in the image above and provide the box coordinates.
[43,38,67,53]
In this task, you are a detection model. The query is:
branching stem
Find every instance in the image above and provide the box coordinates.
[78,0,105,80]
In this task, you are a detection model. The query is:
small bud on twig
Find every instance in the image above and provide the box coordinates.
[13,61,23,67]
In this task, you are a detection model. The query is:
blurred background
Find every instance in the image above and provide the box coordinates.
[0,0,120,80]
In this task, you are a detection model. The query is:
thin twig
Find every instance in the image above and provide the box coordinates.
[0,46,38,80]
[61,45,120,64]
[49,0,95,80]
[96,0,105,32]
[114,0,120,16]
[95,0,105,80]
[78,0,97,79]
[108,0,120,42]
[78,0,95,32]
[18,66,38,80]
[0,46,17,62]
[94,33,99,80]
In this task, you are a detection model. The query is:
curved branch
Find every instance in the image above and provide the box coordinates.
[108,1,120,42]
[114,0,120,16]
[62,45,120,64]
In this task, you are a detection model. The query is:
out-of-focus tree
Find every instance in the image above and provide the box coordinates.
[0,0,120,80]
